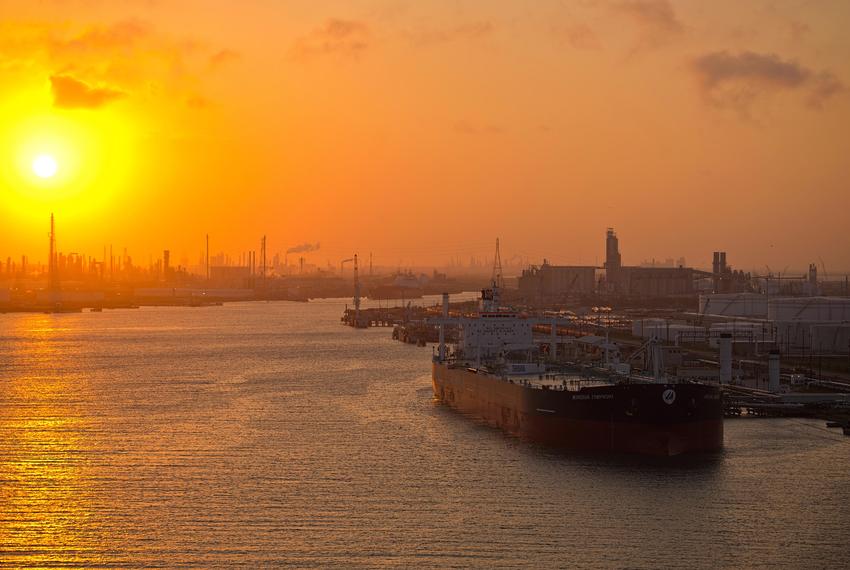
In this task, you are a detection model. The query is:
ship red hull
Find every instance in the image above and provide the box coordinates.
[433,363,723,457]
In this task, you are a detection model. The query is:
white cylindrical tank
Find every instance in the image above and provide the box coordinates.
[709,321,774,344]
[810,323,850,354]
[699,293,768,318]
[632,318,667,338]
[769,297,850,322]
[774,321,810,349]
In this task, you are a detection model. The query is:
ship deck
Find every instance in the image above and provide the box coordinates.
[454,366,615,392]
[447,362,705,393]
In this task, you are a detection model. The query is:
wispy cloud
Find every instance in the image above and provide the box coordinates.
[186,94,211,110]
[691,50,844,112]
[407,21,494,47]
[47,19,152,56]
[289,19,371,61]
[50,74,125,109]
[551,23,601,50]
[613,0,683,49]
[0,19,236,110]
[453,120,504,136]
[208,49,241,70]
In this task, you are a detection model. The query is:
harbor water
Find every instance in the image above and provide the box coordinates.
[1,299,848,568]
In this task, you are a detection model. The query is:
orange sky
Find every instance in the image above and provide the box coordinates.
[1,1,848,272]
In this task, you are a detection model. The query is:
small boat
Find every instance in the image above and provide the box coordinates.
[826,421,843,428]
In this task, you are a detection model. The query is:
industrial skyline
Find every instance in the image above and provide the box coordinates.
[2,3,850,567]
[1,2,849,269]
[2,216,846,282]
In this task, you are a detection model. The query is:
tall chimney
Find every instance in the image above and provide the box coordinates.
[205,234,210,282]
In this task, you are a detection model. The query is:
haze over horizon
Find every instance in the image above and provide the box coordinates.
[1,1,848,271]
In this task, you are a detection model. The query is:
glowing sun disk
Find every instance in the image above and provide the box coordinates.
[32,154,58,178]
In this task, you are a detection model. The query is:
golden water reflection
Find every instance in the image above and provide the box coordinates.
[0,314,107,567]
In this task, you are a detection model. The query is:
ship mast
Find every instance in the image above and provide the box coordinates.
[485,238,503,311]
[491,237,503,289]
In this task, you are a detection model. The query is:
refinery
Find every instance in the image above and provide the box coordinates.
[0,214,481,311]
[6,214,850,434]
[342,232,850,440]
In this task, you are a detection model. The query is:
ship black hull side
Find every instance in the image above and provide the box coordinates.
[433,363,723,456]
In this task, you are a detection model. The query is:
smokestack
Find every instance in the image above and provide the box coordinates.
[205,234,210,282]
[438,292,449,362]
[719,333,732,385]
[808,263,818,295]
[353,254,361,326]
[712,252,720,293]
[768,350,781,393]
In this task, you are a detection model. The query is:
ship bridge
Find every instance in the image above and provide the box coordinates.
[428,291,575,365]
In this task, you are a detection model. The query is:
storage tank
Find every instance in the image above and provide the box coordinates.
[709,321,773,342]
[810,323,850,354]
[775,321,811,349]
[768,297,850,322]
[631,318,667,338]
[632,320,703,343]
[699,293,768,318]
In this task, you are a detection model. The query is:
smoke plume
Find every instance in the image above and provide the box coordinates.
[286,242,321,254]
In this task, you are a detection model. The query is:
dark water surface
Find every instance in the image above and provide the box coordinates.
[1,299,848,568]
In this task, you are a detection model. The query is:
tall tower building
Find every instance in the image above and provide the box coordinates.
[163,250,171,278]
[48,213,60,292]
[604,228,622,292]
[604,228,621,271]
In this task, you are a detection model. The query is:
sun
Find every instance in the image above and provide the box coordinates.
[32,154,58,179]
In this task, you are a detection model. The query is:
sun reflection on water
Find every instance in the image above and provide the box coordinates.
[0,314,107,567]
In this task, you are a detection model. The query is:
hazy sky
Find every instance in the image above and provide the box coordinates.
[1,0,848,272]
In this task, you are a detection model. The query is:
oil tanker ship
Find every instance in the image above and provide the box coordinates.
[430,283,723,457]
